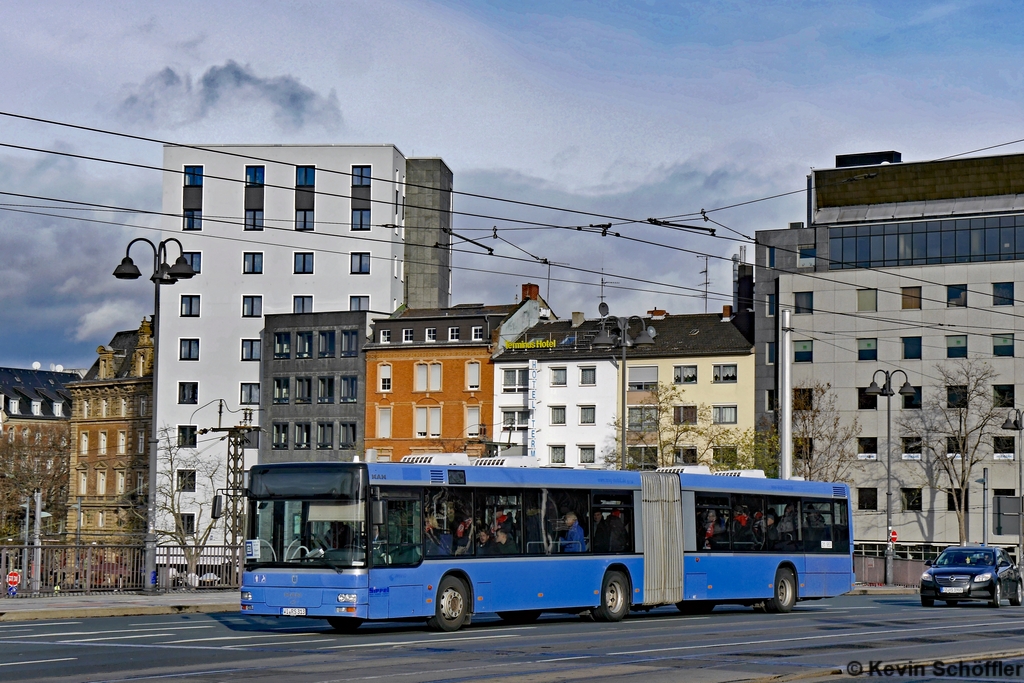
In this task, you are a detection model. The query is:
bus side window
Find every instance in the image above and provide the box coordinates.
[474,490,522,555]
[549,489,590,553]
[767,496,801,551]
[524,490,558,555]
[832,499,850,553]
[695,493,730,551]
[801,500,833,553]
[425,487,473,557]
[730,494,764,551]
[375,489,422,566]
[591,491,633,554]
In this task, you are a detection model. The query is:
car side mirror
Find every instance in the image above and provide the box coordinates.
[924,559,933,567]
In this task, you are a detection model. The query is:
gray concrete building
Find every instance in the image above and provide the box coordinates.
[258,311,370,464]
[756,150,1024,547]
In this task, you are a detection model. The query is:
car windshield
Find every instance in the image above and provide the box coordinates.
[934,550,995,567]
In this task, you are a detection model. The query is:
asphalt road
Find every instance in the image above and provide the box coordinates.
[3,596,1024,682]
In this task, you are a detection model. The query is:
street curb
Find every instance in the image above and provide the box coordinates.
[0,602,238,622]
[847,587,919,595]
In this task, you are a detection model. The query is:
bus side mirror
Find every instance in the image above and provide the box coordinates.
[211,494,223,520]
[372,500,386,526]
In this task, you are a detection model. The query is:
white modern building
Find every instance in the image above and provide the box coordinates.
[153,144,452,541]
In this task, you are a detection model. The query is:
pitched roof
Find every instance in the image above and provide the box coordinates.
[393,303,519,320]
[0,367,80,420]
[81,329,143,380]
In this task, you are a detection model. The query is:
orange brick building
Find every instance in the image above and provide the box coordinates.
[364,286,552,461]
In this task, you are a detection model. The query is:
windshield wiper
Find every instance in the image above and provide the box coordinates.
[297,550,345,573]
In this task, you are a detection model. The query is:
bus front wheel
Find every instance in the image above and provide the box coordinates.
[593,571,630,622]
[765,567,796,613]
[428,576,470,632]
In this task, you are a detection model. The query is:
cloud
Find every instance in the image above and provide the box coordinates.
[117,60,343,132]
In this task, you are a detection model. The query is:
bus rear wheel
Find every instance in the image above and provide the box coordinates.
[593,571,630,622]
[497,610,541,624]
[327,617,363,632]
[764,567,796,613]
[428,576,470,632]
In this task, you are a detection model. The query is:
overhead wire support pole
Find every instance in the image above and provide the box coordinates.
[199,408,258,550]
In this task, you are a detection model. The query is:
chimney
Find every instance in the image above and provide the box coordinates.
[522,283,540,301]
[721,304,732,321]
[571,312,584,328]
[646,308,667,320]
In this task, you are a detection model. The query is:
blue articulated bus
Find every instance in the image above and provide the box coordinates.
[240,459,853,631]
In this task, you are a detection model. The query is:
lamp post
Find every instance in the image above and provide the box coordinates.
[113,237,195,591]
[1000,409,1024,566]
[865,369,916,586]
[592,303,655,470]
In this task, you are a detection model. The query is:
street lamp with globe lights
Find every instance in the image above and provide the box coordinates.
[592,302,656,470]
[864,369,917,586]
[113,237,195,591]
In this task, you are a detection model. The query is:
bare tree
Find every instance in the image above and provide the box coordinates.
[899,359,1002,545]
[0,423,70,538]
[790,381,860,482]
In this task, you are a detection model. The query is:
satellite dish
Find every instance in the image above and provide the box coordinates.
[31,361,41,370]
[647,326,658,339]
[49,364,55,371]
[598,302,609,317]
[55,365,64,372]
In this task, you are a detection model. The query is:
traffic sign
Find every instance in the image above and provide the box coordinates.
[7,570,20,588]
[889,529,898,543]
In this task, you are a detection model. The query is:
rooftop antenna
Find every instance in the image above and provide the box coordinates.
[599,271,619,305]
[697,255,710,313]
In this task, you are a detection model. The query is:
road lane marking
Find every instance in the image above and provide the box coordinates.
[62,633,176,643]
[538,656,592,662]
[0,621,81,629]
[165,633,325,644]
[226,638,336,648]
[0,657,77,668]
[321,633,520,649]
[5,625,213,639]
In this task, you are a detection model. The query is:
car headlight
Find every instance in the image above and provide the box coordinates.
[240,591,253,601]
[337,593,358,603]
[921,573,934,582]
[974,573,993,583]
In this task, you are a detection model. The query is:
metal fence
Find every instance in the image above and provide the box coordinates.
[0,544,241,597]
[854,554,925,587]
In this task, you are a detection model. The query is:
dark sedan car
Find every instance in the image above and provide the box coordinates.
[920,546,1022,607]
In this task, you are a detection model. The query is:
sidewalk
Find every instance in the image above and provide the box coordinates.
[0,590,239,622]
[847,584,919,595]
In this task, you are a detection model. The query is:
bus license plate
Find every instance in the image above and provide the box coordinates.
[940,587,964,594]
[282,607,307,616]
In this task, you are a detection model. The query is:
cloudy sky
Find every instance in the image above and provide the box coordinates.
[1,0,1022,369]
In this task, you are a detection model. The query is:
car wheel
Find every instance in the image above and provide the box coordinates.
[1012,579,1024,607]
[593,571,630,622]
[921,596,934,607]
[991,581,1002,608]
[427,576,470,631]
[765,567,797,614]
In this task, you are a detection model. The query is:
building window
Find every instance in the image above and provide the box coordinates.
[241,296,262,318]
[272,423,288,449]
[946,489,968,512]
[472,326,484,341]
[579,405,596,425]
[550,406,566,425]
[295,331,313,358]
[994,384,1015,408]
[857,437,878,461]
[295,209,314,231]
[274,332,291,359]
[903,436,923,460]
[675,447,698,465]
[857,338,877,361]
[994,333,1015,357]
[116,470,125,494]
[178,513,196,536]
[339,377,358,403]
[402,329,414,343]
[947,284,967,307]
[712,405,738,424]
[184,166,203,186]
[177,425,197,448]
[673,405,697,425]
[183,252,201,273]
[294,296,313,313]
[903,386,922,410]
[857,387,877,410]
[712,364,737,383]
[241,339,261,361]
[378,408,392,438]
[178,382,198,405]
[318,331,335,358]
[503,368,529,393]
[947,384,968,409]
[902,286,922,309]
[502,410,529,430]
[856,289,877,312]
[296,166,315,187]
[767,342,776,365]
[245,165,264,186]
[415,406,441,438]
[341,330,360,356]
[448,326,461,341]
[797,246,816,268]
[425,327,437,342]
[294,252,314,274]
[339,423,357,448]
[901,488,923,512]
[767,293,776,317]
[768,246,776,268]
[243,252,263,274]
[994,282,1014,306]
[379,364,392,392]
[580,446,596,464]
[179,339,199,361]
[294,423,311,450]
[183,210,202,231]
[466,406,481,437]
[674,365,697,384]
[240,383,259,405]
[352,209,371,231]
[273,378,290,404]
[551,367,567,386]
[294,377,312,404]
[180,295,200,317]
[794,291,813,314]
[858,488,878,511]
[466,362,480,390]
[352,165,371,186]
[946,335,968,358]
[995,436,1015,458]
[550,446,566,464]
[350,253,370,274]
[317,423,334,450]
[711,446,737,465]
[117,431,126,454]
[902,336,922,360]
[176,469,196,493]
[244,209,264,231]
[349,296,368,311]
[379,329,391,344]
[794,340,813,362]
[580,367,597,386]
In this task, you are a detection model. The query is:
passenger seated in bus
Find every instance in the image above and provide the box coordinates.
[606,510,628,552]
[494,528,519,554]
[731,505,753,545]
[592,511,609,552]
[453,517,473,555]
[777,503,799,540]
[476,528,497,555]
[424,515,450,556]
[561,512,585,552]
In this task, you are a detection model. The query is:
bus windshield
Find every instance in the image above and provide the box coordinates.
[248,466,368,569]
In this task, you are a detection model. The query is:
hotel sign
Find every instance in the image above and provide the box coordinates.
[528,359,538,459]
[505,339,556,350]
